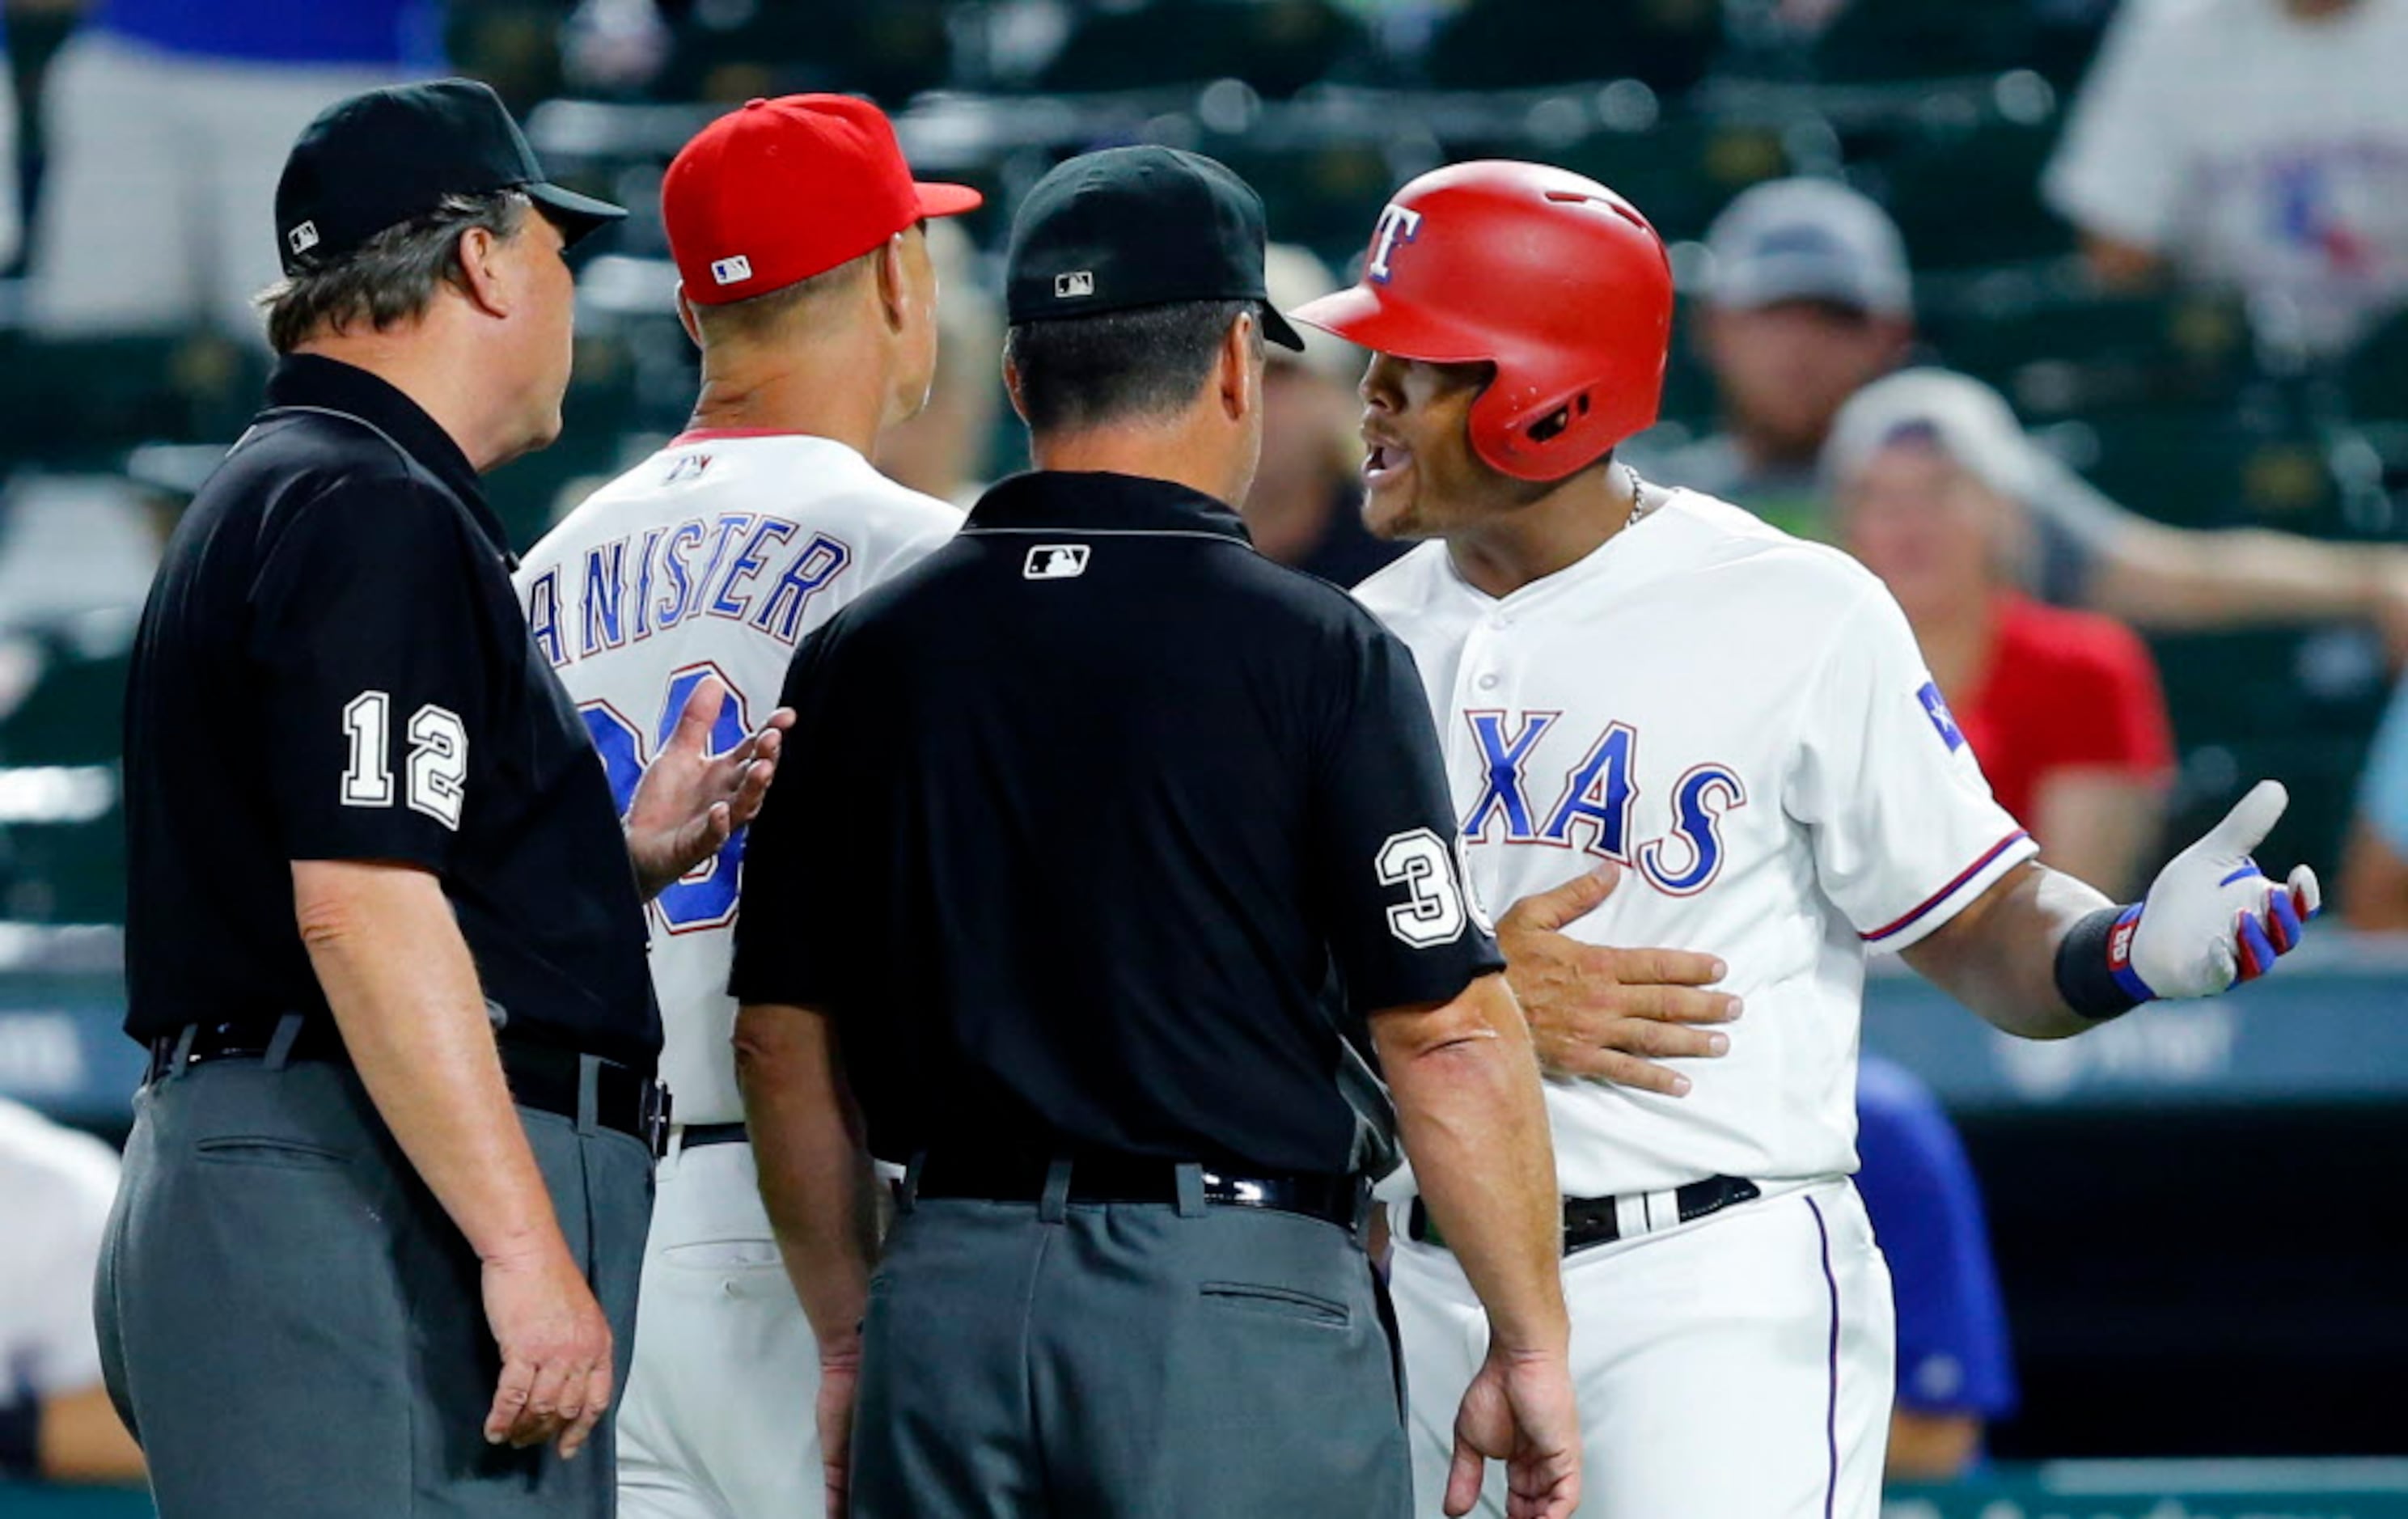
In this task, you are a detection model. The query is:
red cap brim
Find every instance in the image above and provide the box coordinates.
[1289,283,1498,366]
[914,181,984,219]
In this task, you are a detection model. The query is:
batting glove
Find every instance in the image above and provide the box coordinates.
[2108,780,2322,1003]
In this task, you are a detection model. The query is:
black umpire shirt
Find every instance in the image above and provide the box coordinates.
[122,355,660,1070]
[729,470,1502,1177]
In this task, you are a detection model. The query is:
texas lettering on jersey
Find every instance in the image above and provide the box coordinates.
[1462,710,1746,897]
[523,506,853,671]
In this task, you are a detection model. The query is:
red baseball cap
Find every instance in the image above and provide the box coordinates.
[664,94,982,307]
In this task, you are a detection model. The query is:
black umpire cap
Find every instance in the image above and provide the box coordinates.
[274,78,625,276]
[1005,146,1306,351]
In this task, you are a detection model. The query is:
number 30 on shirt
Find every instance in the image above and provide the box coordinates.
[578,664,753,933]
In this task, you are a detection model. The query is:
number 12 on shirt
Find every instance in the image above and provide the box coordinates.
[579,663,752,933]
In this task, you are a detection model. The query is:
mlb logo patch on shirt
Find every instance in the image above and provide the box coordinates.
[1918,681,1965,752]
[1025,544,1090,580]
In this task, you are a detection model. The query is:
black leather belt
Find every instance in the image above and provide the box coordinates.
[679,1122,749,1150]
[1407,1175,1763,1257]
[912,1149,1368,1229]
[147,1019,673,1157]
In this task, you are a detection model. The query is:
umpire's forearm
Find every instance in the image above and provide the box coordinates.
[293,860,573,1266]
[1376,972,1568,1356]
[734,1002,878,1352]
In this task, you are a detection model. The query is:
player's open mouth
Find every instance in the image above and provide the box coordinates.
[1363,439,1411,489]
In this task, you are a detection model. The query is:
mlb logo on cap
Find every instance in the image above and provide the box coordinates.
[1055,271,1095,298]
[288,221,320,256]
[711,254,753,286]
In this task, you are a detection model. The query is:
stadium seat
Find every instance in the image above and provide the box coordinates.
[1844,112,2069,271]
[0,335,263,469]
[1211,140,1401,269]
[2055,411,2338,532]
[1806,0,2040,83]
[1038,0,1372,99]
[1923,276,2254,422]
[1421,0,1723,97]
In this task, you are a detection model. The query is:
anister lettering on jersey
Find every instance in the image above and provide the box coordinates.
[523,510,855,668]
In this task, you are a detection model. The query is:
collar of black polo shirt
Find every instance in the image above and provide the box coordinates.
[261,353,514,565]
[963,470,1255,542]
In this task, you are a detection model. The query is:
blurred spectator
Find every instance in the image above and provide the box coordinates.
[23,0,440,341]
[1855,1056,2018,1482]
[2,22,19,270]
[0,1096,142,1484]
[873,217,1002,506]
[1828,369,2174,895]
[1637,177,1916,538]
[1634,175,2408,650]
[2341,675,2408,926]
[1245,243,1400,586]
[2044,0,2408,358]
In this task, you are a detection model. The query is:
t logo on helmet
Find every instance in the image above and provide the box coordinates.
[1368,204,1424,283]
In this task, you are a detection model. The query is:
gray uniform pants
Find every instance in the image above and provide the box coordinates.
[854,1176,1411,1519]
[94,1050,654,1518]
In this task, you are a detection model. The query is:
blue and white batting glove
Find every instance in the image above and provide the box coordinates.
[2092,780,2321,1009]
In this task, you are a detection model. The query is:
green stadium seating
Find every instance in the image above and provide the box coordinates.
[1843,114,2068,270]
[1422,0,1723,96]
[1923,276,2255,421]
[1039,0,1373,99]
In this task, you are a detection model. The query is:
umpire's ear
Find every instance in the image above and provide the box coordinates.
[1001,349,1031,427]
[1217,308,1262,423]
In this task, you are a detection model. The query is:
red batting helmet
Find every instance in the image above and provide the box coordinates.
[1290,160,1674,482]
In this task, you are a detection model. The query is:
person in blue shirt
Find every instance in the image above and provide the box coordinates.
[2342,675,2408,928]
[1855,1053,2020,1479]
[23,0,442,341]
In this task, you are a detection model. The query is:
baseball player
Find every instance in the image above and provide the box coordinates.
[1291,160,2321,1518]
[514,95,979,1519]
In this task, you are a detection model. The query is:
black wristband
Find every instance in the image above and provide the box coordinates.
[2054,904,2144,1022]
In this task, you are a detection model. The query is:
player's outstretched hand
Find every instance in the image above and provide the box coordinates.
[1497,862,1740,1095]
[624,674,797,898]
[816,1338,862,1519]
[2120,780,2321,1001]
[480,1238,615,1458]
[1449,1342,1581,1519]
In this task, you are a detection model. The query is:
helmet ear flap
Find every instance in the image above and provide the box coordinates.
[1470,379,1603,480]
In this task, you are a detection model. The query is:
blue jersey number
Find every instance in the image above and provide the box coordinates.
[581,664,751,933]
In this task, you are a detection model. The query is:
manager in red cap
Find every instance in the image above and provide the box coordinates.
[513,91,980,1519]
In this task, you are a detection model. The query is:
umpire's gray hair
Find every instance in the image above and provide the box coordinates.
[256,189,532,355]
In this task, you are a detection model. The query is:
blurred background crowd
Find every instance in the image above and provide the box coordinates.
[2,0,2406,1513]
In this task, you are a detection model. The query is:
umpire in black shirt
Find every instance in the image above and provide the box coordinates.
[103,82,787,1519]
[731,146,1581,1519]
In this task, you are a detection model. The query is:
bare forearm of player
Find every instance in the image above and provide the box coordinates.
[2093,526,2401,632]
[2338,823,2408,930]
[1901,861,2116,1040]
[37,1385,144,1484]
[1375,973,1568,1356]
[293,861,573,1266]
[734,1002,877,1351]
[1885,1409,1984,1481]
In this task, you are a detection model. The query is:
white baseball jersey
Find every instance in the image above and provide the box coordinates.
[1354,489,2035,1198]
[0,1096,121,1401]
[516,431,960,1123]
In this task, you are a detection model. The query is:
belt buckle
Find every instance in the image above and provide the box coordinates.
[641,1081,674,1159]
[1199,1170,1269,1207]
